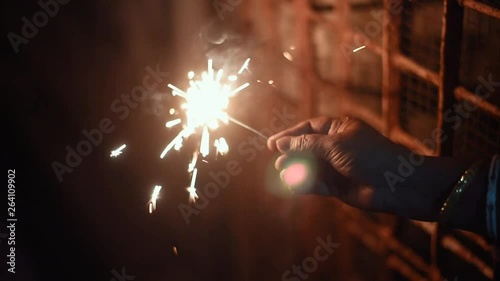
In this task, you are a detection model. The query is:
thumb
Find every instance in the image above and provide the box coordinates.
[276,134,327,154]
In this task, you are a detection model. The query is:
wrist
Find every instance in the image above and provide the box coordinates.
[439,160,489,235]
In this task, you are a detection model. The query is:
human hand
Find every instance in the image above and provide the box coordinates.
[267,117,467,220]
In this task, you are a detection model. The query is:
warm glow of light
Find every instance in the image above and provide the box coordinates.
[289,45,296,50]
[161,59,251,161]
[353,45,366,53]
[283,51,293,61]
[187,168,199,202]
[110,144,126,157]
[160,58,267,202]
[215,138,229,155]
[169,108,176,115]
[165,118,181,128]
[268,80,274,85]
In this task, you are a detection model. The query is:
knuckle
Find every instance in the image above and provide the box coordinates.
[295,134,309,150]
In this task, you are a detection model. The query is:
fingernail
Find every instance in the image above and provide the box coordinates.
[276,137,291,152]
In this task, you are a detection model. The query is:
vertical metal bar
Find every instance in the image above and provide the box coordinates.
[382,0,402,136]
[335,0,352,91]
[294,0,315,118]
[437,0,464,156]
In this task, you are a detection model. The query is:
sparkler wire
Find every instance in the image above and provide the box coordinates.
[227,116,269,140]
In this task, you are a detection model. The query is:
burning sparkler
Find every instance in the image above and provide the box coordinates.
[110,144,127,157]
[160,58,266,202]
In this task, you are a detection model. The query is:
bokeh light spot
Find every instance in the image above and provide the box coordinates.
[282,163,308,186]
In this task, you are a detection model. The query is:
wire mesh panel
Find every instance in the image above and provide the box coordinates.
[454,106,500,159]
[460,8,500,107]
[399,71,439,144]
[401,0,443,72]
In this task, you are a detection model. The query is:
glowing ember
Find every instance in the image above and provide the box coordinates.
[353,45,366,53]
[214,137,229,155]
[149,185,163,213]
[110,144,126,157]
[238,58,251,74]
[187,168,199,202]
[165,118,181,128]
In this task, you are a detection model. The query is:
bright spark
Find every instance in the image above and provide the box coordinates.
[238,58,251,74]
[228,75,237,81]
[200,127,210,157]
[110,144,126,157]
[187,168,199,202]
[149,185,163,213]
[353,45,366,53]
[188,152,198,172]
[165,118,182,128]
[215,138,229,155]
[187,71,195,79]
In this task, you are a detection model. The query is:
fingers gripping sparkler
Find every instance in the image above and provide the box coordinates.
[161,58,266,203]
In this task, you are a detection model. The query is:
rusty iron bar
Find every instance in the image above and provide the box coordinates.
[437,0,465,156]
[343,216,431,281]
[462,0,500,19]
[386,255,430,281]
[382,0,402,135]
[454,86,500,117]
[294,0,315,118]
[392,54,440,86]
[413,221,494,279]
[341,206,438,276]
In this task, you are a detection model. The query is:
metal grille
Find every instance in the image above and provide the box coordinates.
[454,106,500,159]
[460,8,500,107]
[400,71,439,143]
[401,0,443,72]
